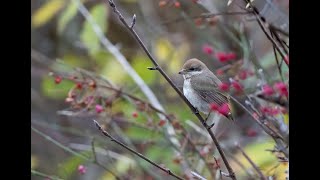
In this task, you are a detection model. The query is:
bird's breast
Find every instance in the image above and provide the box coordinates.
[183,79,209,114]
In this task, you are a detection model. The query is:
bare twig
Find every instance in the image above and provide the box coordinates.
[270,30,285,82]
[31,169,64,180]
[105,0,237,179]
[161,11,251,25]
[93,120,183,180]
[236,144,267,180]
[270,28,289,55]
[243,0,288,67]
[31,126,121,180]
[91,137,98,163]
[269,25,289,37]
[72,0,181,149]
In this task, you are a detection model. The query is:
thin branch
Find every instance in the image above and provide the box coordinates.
[244,0,288,67]
[236,144,267,180]
[270,30,285,83]
[269,25,289,37]
[93,120,184,180]
[161,11,251,25]
[105,0,237,179]
[31,169,64,180]
[91,137,98,163]
[95,83,216,178]
[270,28,289,55]
[230,96,286,143]
[72,0,181,149]
[31,126,121,180]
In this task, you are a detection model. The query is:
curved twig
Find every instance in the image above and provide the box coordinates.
[105,0,237,179]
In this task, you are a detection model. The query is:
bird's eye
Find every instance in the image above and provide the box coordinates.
[189,68,195,71]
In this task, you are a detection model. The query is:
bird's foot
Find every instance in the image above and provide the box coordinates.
[205,112,212,121]
[205,122,215,129]
[193,108,200,114]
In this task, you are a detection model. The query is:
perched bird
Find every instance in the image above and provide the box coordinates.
[178,58,234,122]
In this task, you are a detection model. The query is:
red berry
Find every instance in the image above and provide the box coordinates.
[78,165,86,174]
[238,70,247,80]
[218,82,229,92]
[226,52,236,60]
[231,81,243,92]
[76,83,82,89]
[158,119,166,127]
[216,69,224,76]
[218,103,230,116]
[215,52,229,62]
[202,44,214,55]
[210,103,219,111]
[246,128,257,137]
[262,85,274,96]
[274,82,288,97]
[132,112,138,118]
[54,76,62,84]
[95,105,103,113]
[194,18,203,26]
[159,0,167,7]
[174,1,181,8]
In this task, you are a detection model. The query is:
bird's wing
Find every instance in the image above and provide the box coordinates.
[191,73,234,121]
[191,73,229,106]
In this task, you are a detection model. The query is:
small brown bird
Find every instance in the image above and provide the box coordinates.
[178,58,234,121]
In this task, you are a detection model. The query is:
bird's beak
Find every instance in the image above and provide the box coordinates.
[178,69,186,75]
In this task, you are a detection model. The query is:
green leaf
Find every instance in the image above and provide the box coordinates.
[91,50,113,68]
[80,4,108,56]
[62,54,90,68]
[58,1,78,34]
[114,155,136,174]
[32,0,65,28]
[131,55,156,85]
[125,126,161,141]
[57,151,91,179]
[41,75,74,99]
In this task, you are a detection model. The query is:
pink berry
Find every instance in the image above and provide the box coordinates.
[95,104,103,113]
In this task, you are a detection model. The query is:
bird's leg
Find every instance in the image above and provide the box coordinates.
[193,108,200,114]
[205,112,215,129]
[205,112,211,121]
[208,123,215,129]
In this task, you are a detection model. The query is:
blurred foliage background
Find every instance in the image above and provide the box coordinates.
[31,0,289,179]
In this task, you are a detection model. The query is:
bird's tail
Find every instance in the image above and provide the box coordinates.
[227,112,235,122]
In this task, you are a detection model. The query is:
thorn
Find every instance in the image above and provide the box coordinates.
[147,67,158,70]
[227,0,233,6]
[193,108,199,114]
[93,119,101,129]
[130,14,136,29]
[205,112,211,121]
[108,0,115,8]
[208,123,215,129]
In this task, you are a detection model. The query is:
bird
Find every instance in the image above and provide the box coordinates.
[178,58,234,124]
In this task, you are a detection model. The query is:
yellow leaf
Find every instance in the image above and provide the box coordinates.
[100,60,127,84]
[233,140,278,177]
[31,155,38,169]
[32,0,65,28]
[283,113,289,124]
[154,39,172,61]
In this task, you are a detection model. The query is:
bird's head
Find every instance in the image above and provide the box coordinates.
[178,58,208,79]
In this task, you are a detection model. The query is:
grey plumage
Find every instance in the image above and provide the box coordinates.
[179,58,234,121]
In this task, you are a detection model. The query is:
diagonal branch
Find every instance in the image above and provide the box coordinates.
[93,120,184,180]
[243,0,288,67]
[236,144,267,180]
[105,0,236,179]
[72,0,181,150]
[161,11,251,25]
[31,126,120,180]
